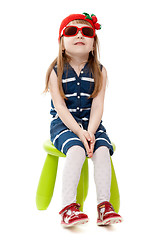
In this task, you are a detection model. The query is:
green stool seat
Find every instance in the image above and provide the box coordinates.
[36,140,120,212]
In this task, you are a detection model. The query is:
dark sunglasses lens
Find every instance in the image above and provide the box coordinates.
[64,26,77,36]
[82,27,94,37]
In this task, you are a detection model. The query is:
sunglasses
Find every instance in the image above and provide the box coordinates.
[62,26,95,38]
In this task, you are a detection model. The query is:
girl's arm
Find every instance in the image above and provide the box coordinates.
[87,66,107,134]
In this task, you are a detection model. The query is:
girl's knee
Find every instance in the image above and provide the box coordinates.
[67,145,86,156]
[96,146,110,154]
[92,146,110,161]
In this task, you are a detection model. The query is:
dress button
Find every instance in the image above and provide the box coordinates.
[77,82,80,85]
[77,96,80,99]
[77,107,80,110]
[81,71,83,74]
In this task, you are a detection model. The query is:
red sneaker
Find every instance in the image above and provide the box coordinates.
[97,201,123,225]
[59,203,89,227]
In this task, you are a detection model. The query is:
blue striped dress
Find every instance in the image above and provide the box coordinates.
[50,61,114,157]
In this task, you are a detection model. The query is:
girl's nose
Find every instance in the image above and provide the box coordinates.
[77,30,83,38]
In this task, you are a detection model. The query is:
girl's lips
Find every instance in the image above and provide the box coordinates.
[74,42,85,45]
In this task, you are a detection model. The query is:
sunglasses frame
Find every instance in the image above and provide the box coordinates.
[62,25,95,38]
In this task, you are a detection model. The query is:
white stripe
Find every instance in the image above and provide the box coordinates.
[64,92,91,98]
[53,129,72,145]
[95,137,112,146]
[81,117,89,121]
[62,77,76,83]
[80,108,91,112]
[69,108,77,112]
[61,138,81,153]
[65,93,77,97]
[80,93,91,97]
[81,77,94,82]
[68,108,91,112]
[52,114,59,121]
[97,130,104,133]
[97,130,108,135]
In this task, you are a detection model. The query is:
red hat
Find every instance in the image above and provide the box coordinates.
[58,12,101,41]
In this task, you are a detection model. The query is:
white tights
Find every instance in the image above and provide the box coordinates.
[62,145,111,208]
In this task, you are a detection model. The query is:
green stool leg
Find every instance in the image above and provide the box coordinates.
[76,158,89,211]
[110,156,120,213]
[36,154,59,210]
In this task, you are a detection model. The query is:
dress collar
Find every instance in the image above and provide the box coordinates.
[64,61,89,77]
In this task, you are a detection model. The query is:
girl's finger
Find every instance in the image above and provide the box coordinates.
[86,132,91,142]
[83,138,90,155]
[88,132,95,143]
[90,142,94,153]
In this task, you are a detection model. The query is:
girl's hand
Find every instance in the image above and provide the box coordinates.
[77,129,91,156]
[87,131,95,157]
[77,129,95,158]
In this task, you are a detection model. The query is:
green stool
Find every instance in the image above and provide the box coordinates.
[36,140,120,212]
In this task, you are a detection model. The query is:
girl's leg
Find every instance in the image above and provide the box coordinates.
[62,145,86,208]
[91,146,111,204]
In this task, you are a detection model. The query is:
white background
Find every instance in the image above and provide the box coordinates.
[0,0,160,239]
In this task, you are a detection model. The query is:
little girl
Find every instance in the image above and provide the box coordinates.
[44,12,122,227]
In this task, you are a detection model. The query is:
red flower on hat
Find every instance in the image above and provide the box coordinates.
[91,15,97,23]
[94,22,101,30]
[83,12,101,30]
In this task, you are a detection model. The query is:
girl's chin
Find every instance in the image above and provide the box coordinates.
[66,50,90,58]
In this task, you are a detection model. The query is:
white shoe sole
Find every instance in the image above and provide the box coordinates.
[61,218,89,227]
[97,217,123,226]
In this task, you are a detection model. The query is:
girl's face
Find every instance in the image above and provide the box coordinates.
[62,23,94,58]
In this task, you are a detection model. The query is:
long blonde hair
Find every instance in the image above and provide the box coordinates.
[44,19,103,100]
